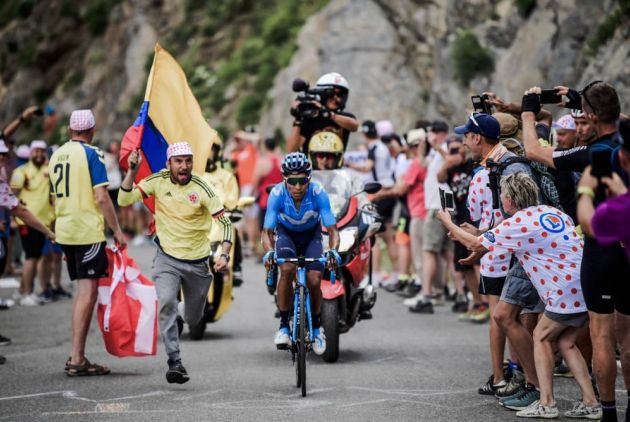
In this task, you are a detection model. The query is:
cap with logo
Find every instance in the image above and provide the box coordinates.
[454,113,500,141]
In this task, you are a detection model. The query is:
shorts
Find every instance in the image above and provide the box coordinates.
[479,275,505,296]
[500,261,542,313]
[395,215,411,246]
[422,210,453,253]
[108,189,119,209]
[19,226,46,259]
[275,224,324,272]
[544,310,589,328]
[581,237,630,315]
[374,197,397,224]
[454,240,474,272]
[60,242,108,281]
[42,239,62,255]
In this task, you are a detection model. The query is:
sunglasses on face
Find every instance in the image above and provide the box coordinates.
[285,176,310,186]
[314,152,336,159]
[580,80,603,115]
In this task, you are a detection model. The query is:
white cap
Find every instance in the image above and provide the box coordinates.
[406,128,426,146]
[30,140,47,150]
[376,120,394,137]
[0,140,9,154]
[16,145,30,159]
[166,142,194,160]
[69,109,95,131]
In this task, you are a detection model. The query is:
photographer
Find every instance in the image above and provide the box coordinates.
[286,73,358,154]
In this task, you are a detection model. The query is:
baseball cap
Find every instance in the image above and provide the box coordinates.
[552,114,576,131]
[17,145,31,159]
[30,140,47,150]
[454,113,500,141]
[493,113,521,139]
[166,142,194,160]
[361,120,378,138]
[376,120,394,137]
[69,109,95,131]
[429,120,449,133]
[406,128,426,146]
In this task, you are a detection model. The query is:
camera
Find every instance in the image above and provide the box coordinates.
[290,78,334,121]
[471,94,491,114]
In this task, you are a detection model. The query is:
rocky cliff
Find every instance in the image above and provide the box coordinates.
[0,0,628,148]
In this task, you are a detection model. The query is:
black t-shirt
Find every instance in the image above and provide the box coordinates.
[554,169,578,222]
[299,110,356,155]
[447,159,475,224]
[552,134,619,173]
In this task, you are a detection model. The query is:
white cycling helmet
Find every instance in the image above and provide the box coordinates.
[570,109,584,118]
[316,72,349,110]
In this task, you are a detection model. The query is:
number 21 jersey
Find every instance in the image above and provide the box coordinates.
[49,140,109,245]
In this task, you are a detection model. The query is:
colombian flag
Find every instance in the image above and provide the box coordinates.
[120,43,219,212]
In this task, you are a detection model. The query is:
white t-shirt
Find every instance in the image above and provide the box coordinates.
[479,205,586,314]
[367,140,394,188]
[104,152,122,190]
[424,145,450,210]
[468,169,510,278]
[394,153,410,180]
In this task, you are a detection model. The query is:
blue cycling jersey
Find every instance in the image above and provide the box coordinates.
[263,182,337,232]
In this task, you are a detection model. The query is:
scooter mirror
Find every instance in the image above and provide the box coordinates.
[363,182,382,194]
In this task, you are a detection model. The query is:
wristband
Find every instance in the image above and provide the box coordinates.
[521,93,541,115]
[577,186,595,199]
[564,89,582,110]
[292,120,302,127]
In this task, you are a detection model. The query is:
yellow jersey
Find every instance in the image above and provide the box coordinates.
[10,161,55,227]
[201,168,239,210]
[118,170,232,261]
[49,140,109,245]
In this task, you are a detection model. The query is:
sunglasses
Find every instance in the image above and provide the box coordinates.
[285,176,310,186]
[314,152,336,159]
[580,80,603,115]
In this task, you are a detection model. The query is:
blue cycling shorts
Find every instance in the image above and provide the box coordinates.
[275,224,324,272]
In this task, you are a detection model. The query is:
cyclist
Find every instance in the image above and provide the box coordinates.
[261,152,340,355]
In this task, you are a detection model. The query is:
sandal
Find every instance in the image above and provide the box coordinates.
[66,358,110,377]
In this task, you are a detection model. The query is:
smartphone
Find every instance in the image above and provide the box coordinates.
[471,95,490,114]
[439,187,446,210]
[590,149,612,178]
[444,191,455,212]
[540,89,561,104]
[449,147,460,155]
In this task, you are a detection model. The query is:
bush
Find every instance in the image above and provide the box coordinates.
[587,10,622,53]
[236,95,264,128]
[514,0,536,18]
[451,30,494,86]
[84,0,119,36]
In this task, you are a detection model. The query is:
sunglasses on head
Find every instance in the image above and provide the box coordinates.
[314,152,336,159]
[285,176,310,186]
[580,80,603,115]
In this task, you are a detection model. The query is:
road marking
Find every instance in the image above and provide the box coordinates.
[0,391,75,401]
[0,389,170,403]
[94,402,130,412]
[347,386,474,397]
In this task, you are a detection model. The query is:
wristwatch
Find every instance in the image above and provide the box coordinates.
[220,253,230,262]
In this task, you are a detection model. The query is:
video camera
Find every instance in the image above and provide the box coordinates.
[290,78,335,121]
[485,159,502,215]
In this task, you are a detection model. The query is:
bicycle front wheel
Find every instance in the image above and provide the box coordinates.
[298,286,307,397]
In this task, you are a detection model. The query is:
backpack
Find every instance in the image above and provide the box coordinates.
[487,156,563,211]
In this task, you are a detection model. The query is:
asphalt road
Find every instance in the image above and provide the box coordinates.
[0,242,626,421]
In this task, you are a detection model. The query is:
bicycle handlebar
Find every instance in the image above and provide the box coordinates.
[266,256,337,285]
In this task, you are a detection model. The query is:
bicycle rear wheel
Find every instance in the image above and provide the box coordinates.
[298,286,307,396]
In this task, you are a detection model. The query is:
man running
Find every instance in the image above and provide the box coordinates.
[119,142,232,384]
[261,152,340,355]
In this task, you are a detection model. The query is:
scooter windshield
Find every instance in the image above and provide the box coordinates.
[312,170,353,220]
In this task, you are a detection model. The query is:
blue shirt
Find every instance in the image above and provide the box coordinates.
[263,182,337,232]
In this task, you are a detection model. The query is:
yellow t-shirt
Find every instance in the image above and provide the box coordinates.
[201,168,239,210]
[10,161,55,227]
[49,140,109,245]
[118,170,232,261]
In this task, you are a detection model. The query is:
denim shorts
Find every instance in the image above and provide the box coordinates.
[500,260,543,313]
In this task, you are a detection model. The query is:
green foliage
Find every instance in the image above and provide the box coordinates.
[450,30,494,86]
[63,69,85,91]
[236,95,264,128]
[587,10,622,53]
[514,0,536,18]
[0,0,36,29]
[84,0,120,36]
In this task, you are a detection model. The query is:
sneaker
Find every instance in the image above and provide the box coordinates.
[165,359,190,384]
[383,280,403,293]
[0,298,15,310]
[553,360,574,378]
[409,300,434,314]
[52,287,72,300]
[495,377,524,398]
[312,327,326,356]
[516,400,559,418]
[430,294,445,306]
[397,282,421,298]
[274,327,291,349]
[38,289,54,303]
[233,270,243,287]
[403,293,424,307]
[452,301,469,313]
[0,334,11,346]
[563,401,602,419]
[502,384,541,410]
[469,306,490,323]
[19,294,41,307]
[478,375,506,395]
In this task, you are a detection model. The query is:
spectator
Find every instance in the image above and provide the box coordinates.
[254,136,283,230]
[571,109,597,147]
[439,172,600,419]
[552,114,577,149]
[348,120,397,286]
[522,83,629,422]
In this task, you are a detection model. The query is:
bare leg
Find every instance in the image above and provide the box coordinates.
[532,316,565,406]
[589,312,617,402]
[276,264,296,312]
[52,252,62,289]
[19,258,37,295]
[488,295,506,384]
[70,279,98,364]
[396,241,411,279]
[557,325,598,406]
[421,251,438,297]
[37,255,50,293]
[615,312,630,393]
[463,268,481,305]
[576,325,593,370]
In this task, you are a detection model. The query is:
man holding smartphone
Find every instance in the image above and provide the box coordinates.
[522,83,630,422]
